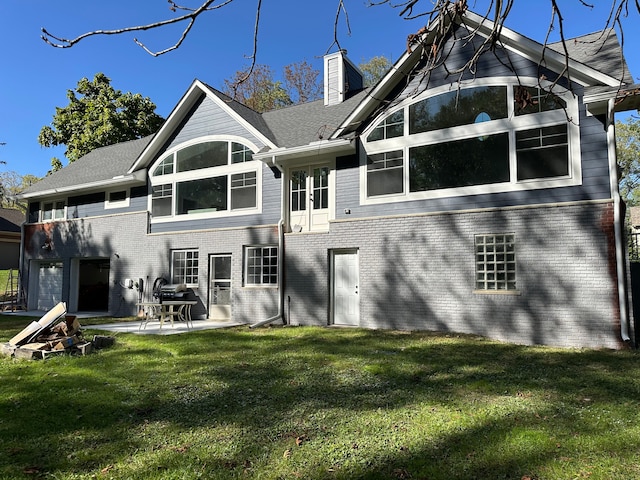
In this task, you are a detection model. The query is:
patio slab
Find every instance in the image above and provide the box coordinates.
[87,319,245,335]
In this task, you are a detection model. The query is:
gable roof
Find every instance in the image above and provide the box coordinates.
[333,7,638,139]
[0,208,24,232]
[129,80,279,173]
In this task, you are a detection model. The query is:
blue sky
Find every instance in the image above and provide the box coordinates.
[1,1,638,178]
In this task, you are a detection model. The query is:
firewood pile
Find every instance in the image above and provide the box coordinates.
[0,302,114,360]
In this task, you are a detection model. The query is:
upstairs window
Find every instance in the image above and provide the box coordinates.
[363,79,579,202]
[367,110,404,142]
[150,139,259,220]
[41,200,66,222]
[105,190,129,209]
[409,86,508,134]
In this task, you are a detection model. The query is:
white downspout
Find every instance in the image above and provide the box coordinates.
[607,98,631,343]
[250,155,286,328]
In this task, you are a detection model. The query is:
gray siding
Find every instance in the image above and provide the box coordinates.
[336,106,612,220]
[150,163,281,234]
[285,201,621,349]
[167,95,266,151]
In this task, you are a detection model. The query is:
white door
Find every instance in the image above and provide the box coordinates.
[209,255,231,320]
[332,250,359,326]
[36,262,63,311]
[290,165,330,232]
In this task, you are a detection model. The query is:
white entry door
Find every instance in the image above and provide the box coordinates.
[332,250,360,326]
[209,255,231,320]
[290,164,331,232]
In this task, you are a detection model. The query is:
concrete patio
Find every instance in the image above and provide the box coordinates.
[1,310,245,336]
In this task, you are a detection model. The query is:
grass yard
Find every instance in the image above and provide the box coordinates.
[1,316,640,479]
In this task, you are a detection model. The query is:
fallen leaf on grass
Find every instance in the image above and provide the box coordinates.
[283,449,292,458]
[295,435,307,446]
[101,465,114,474]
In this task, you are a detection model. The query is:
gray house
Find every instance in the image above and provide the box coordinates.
[17,9,640,348]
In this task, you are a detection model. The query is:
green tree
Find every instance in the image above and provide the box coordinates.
[617,117,640,204]
[359,55,393,87]
[0,171,40,212]
[224,65,293,113]
[38,73,165,170]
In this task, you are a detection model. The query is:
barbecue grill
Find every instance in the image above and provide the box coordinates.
[158,283,187,301]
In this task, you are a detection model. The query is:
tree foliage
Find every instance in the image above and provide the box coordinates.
[0,170,40,212]
[38,73,165,169]
[617,117,640,204]
[224,65,292,113]
[359,56,393,87]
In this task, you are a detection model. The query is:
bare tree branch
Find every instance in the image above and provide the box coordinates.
[41,0,231,56]
[41,0,640,98]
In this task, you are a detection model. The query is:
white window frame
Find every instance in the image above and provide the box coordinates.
[360,77,581,205]
[149,135,262,223]
[41,200,66,222]
[244,245,278,287]
[105,189,130,209]
[171,249,199,287]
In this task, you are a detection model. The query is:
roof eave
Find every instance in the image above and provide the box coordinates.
[16,170,147,200]
[254,138,354,162]
[584,84,640,115]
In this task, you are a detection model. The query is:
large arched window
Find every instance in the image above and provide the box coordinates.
[150,138,260,220]
[362,79,580,203]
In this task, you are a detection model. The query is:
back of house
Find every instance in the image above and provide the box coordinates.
[17,7,640,348]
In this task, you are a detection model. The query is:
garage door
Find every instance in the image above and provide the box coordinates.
[37,262,63,311]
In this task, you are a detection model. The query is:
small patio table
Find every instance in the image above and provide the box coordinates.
[136,301,197,330]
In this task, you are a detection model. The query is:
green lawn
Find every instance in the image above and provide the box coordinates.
[0,270,10,301]
[1,316,640,479]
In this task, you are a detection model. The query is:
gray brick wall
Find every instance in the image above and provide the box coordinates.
[284,201,622,349]
[23,212,279,322]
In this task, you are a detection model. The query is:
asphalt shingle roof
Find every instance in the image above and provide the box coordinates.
[0,208,24,232]
[262,89,370,147]
[21,136,152,195]
[549,29,635,93]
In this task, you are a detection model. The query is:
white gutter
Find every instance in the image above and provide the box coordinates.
[253,138,354,163]
[607,97,631,343]
[250,155,286,328]
[17,170,147,200]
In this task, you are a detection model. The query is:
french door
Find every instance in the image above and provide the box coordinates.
[290,164,331,232]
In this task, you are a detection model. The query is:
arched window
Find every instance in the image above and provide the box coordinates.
[362,79,579,202]
[150,139,259,219]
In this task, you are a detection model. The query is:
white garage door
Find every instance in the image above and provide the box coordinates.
[37,262,63,311]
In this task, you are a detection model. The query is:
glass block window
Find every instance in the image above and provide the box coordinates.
[172,249,199,286]
[245,246,278,286]
[475,234,516,291]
